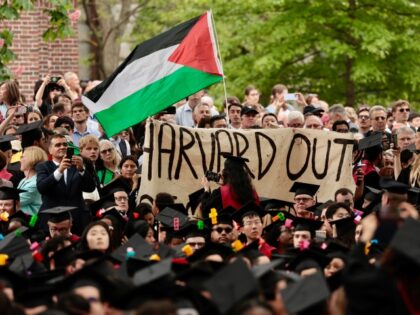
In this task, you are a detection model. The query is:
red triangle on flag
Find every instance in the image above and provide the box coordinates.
[168,12,223,76]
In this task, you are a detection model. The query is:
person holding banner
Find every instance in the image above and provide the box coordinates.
[201,154,259,218]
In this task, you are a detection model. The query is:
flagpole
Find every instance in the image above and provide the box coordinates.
[209,10,228,111]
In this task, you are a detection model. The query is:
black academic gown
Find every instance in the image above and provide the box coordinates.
[343,243,411,315]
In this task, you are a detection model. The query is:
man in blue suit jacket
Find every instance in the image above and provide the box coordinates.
[36,134,96,235]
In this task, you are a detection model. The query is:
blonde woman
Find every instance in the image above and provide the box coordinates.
[96,139,121,186]
[17,146,48,215]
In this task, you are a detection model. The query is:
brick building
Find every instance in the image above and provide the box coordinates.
[1,2,79,102]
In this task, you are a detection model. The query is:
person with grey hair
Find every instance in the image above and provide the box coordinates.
[287,110,304,128]
[63,72,82,100]
[328,104,358,132]
[366,105,392,150]
[397,126,415,150]
[201,95,219,116]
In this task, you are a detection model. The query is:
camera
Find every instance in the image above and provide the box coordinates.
[205,170,221,182]
[51,76,61,83]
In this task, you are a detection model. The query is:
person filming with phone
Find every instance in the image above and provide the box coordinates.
[36,134,96,235]
[200,153,259,218]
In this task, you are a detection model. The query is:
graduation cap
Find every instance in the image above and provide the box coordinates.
[42,206,77,223]
[133,257,173,287]
[251,259,284,279]
[221,152,249,164]
[0,227,30,259]
[379,178,409,194]
[292,217,324,237]
[111,233,153,262]
[155,204,188,230]
[102,208,128,228]
[0,186,25,200]
[231,202,265,225]
[203,258,259,314]
[390,218,420,266]
[329,216,356,239]
[290,182,320,197]
[204,208,234,227]
[50,244,78,269]
[177,221,210,239]
[16,120,45,148]
[358,132,382,150]
[0,134,17,152]
[187,242,233,263]
[100,177,131,197]
[281,272,330,314]
[408,187,420,206]
[259,197,293,212]
[187,188,204,214]
[287,247,331,273]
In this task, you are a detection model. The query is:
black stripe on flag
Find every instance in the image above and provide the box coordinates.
[85,15,201,103]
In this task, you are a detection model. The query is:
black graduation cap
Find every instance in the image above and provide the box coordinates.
[203,258,259,314]
[221,152,249,164]
[287,247,331,272]
[176,260,223,291]
[0,227,30,259]
[408,187,420,206]
[89,194,117,218]
[260,197,293,211]
[0,134,17,152]
[16,121,44,148]
[390,218,420,266]
[251,259,284,279]
[231,201,265,225]
[111,233,152,262]
[379,178,409,194]
[281,272,330,314]
[177,221,210,239]
[316,200,334,212]
[50,244,78,269]
[102,208,128,228]
[358,132,382,150]
[155,204,188,229]
[187,242,233,263]
[329,216,356,239]
[0,186,25,200]
[290,182,320,197]
[204,208,234,227]
[42,206,77,223]
[133,257,173,287]
[8,210,29,225]
[100,177,131,197]
[292,217,323,237]
[187,188,204,214]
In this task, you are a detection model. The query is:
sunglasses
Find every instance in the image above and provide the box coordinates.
[398,108,410,113]
[374,116,386,121]
[213,227,233,233]
[101,148,113,154]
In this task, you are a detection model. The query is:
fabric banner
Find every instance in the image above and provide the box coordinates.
[139,120,355,205]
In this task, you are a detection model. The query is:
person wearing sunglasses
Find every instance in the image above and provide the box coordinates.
[392,100,411,127]
[210,212,237,245]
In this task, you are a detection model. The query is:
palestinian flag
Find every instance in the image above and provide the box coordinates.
[82,11,223,136]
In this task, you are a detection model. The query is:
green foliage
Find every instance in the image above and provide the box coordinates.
[131,0,420,109]
[0,0,74,80]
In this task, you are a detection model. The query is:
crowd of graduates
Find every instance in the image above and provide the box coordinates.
[0,74,419,315]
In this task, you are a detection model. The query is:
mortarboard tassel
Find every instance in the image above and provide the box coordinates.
[29,214,38,227]
[272,212,285,222]
[0,234,3,241]
[285,218,293,228]
[197,220,204,230]
[149,254,160,261]
[182,244,193,257]
[209,208,218,225]
[132,212,140,220]
[0,254,8,266]
[299,240,310,251]
[126,247,136,260]
[32,250,44,262]
[232,240,244,252]
[173,217,180,231]
[0,212,9,222]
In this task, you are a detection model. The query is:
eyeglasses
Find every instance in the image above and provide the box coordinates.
[374,117,386,121]
[213,227,233,233]
[115,196,128,202]
[14,115,23,118]
[358,115,369,120]
[294,197,312,203]
[187,242,205,248]
[54,142,68,147]
[398,108,410,113]
[101,148,113,154]
[243,220,262,227]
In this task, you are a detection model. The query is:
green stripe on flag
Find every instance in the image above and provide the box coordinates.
[96,66,222,136]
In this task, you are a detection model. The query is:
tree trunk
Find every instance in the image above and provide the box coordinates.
[345,57,356,107]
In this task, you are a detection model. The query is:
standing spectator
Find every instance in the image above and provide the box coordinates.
[34,75,65,116]
[243,85,261,106]
[241,105,259,129]
[201,95,219,116]
[176,90,205,127]
[357,107,371,135]
[227,101,242,129]
[96,139,120,187]
[266,84,294,116]
[71,102,100,146]
[36,134,96,235]
[63,72,82,100]
[392,100,411,127]
[17,146,48,215]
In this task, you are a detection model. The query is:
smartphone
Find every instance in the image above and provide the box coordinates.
[392,133,398,148]
[51,76,61,83]
[315,230,327,242]
[66,147,74,160]
[285,93,297,101]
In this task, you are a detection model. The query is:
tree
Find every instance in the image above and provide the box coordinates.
[80,0,150,79]
[130,0,420,108]
[0,0,75,80]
